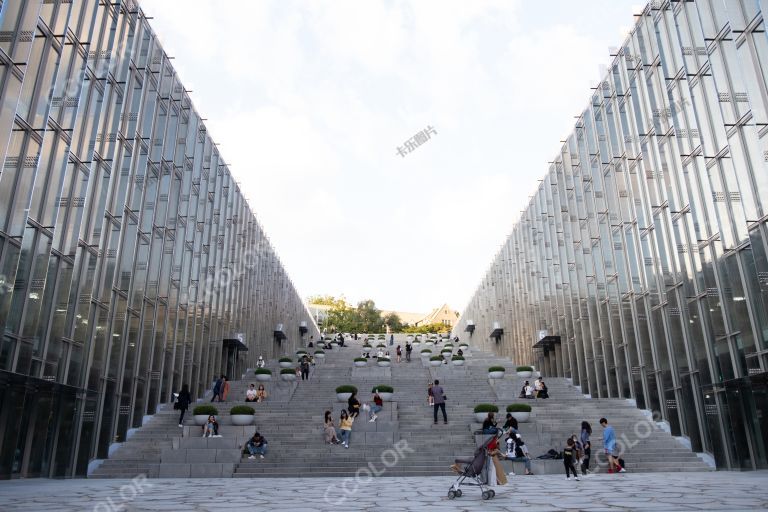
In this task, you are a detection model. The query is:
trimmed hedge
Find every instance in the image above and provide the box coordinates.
[193,405,218,416]
[354,357,367,362]
[314,350,325,355]
[429,355,443,361]
[488,366,506,373]
[230,405,254,415]
[255,368,272,375]
[377,357,391,362]
[335,385,358,394]
[372,385,393,393]
[452,355,465,361]
[279,357,293,362]
[280,368,296,374]
[516,365,534,372]
[507,403,532,413]
[473,404,499,413]
[420,349,432,354]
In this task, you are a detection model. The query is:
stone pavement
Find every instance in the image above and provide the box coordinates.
[2,472,767,511]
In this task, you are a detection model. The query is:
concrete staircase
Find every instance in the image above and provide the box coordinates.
[90,338,712,478]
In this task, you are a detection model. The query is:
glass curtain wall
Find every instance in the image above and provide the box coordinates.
[0,0,319,478]
[454,0,768,470]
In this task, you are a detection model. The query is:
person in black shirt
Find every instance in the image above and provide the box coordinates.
[482,412,499,434]
[502,413,518,433]
[348,391,361,418]
[563,437,580,480]
[175,384,192,427]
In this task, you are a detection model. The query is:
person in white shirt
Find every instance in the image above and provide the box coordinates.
[256,356,265,368]
[377,349,384,358]
[245,384,257,402]
[525,384,535,399]
[533,378,542,398]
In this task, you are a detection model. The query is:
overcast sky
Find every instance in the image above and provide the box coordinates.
[141,0,639,314]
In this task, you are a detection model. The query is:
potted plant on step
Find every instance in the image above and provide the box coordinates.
[488,366,506,379]
[336,385,357,402]
[255,368,272,382]
[362,343,373,351]
[507,403,532,422]
[372,385,393,401]
[516,365,533,378]
[279,357,293,368]
[452,355,465,366]
[377,357,391,367]
[354,357,368,367]
[459,342,469,351]
[314,350,325,360]
[473,404,498,423]
[420,348,432,357]
[230,405,255,426]
[193,405,218,425]
[280,368,297,381]
[296,349,308,357]
[429,355,443,367]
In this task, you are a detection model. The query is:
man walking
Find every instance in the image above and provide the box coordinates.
[210,374,223,402]
[405,342,412,362]
[300,356,310,381]
[432,379,448,425]
[600,417,625,473]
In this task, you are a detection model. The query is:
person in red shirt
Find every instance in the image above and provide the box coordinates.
[369,390,383,422]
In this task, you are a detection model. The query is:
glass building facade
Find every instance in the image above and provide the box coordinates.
[454,0,768,470]
[0,0,318,478]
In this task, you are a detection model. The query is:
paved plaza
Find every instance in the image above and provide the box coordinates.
[1,472,767,511]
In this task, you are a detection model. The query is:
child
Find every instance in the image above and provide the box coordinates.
[570,434,584,471]
[563,437,580,480]
[427,382,434,406]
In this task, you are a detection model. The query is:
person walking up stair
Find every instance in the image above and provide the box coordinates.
[210,375,223,402]
[432,380,448,425]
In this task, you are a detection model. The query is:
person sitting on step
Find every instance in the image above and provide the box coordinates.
[245,384,258,402]
[202,415,220,437]
[246,432,267,459]
[324,410,340,444]
[256,384,267,403]
[348,390,361,418]
[369,390,383,422]
[482,411,499,435]
[256,356,265,369]
[339,410,354,448]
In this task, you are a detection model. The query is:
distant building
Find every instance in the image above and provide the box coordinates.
[414,304,460,328]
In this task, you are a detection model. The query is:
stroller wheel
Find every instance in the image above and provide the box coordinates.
[455,489,462,497]
[482,491,492,500]
[447,490,456,500]
[489,490,496,498]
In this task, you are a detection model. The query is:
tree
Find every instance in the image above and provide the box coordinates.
[402,322,452,334]
[382,312,405,332]
[308,295,347,308]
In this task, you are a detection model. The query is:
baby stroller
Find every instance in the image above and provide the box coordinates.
[447,430,502,500]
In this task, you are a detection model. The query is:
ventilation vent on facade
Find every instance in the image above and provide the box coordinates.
[718,92,731,102]
[729,192,741,202]
[676,244,688,253]
[712,192,726,202]
[119,406,131,416]
[106,249,117,258]
[706,287,719,297]
[632,277,641,284]
[669,307,681,316]
[666,399,678,410]
[644,257,653,266]
[734,92,749,102]
[619,190,629,198]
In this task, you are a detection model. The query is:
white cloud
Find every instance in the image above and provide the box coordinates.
[139,0,638,313]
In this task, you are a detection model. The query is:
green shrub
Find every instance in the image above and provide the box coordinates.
[280,368,296,374]
[193,405,218,416]
[230,405,254,415]
[441,348,452,353]
[473,404,499,413]
[488,366,505,373]
[296,350,308,354]
[430,355,443,361]
[363,344,373,349]
[443,344,453,349]
[452,355,465,361]
[377,357,390,362]
[420,349,432,354]
[279,357,292,362]
[507,403,532,413]
[516,366,534,372]
[255,368,272,375]
[335,385,358,394]
[314,350,325,355]
[354,357,367,362]
[371,385,393,393]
